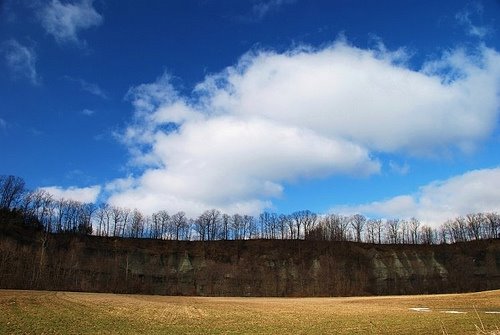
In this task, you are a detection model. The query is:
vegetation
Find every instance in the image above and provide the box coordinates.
[0,225,498,296]
[1,174,499,244]
[0,289,499,334]
[1,174,499,297]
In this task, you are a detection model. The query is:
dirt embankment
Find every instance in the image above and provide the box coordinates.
[0,230,499,296]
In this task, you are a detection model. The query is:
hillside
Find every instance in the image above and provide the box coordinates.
[0,223,499,296]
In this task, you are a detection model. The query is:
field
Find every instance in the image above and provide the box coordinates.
[0,290,499,334]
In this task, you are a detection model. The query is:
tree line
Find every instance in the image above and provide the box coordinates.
[1,175,499,244]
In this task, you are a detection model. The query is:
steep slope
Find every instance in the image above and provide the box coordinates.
[0,230,498,296]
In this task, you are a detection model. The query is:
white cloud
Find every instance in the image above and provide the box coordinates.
[333,168,500,227]
[104,176,136,193]
[389,161,410,175]
[2,39,39,85]
[109,40,500,216]
[39,0,103,44]
[80,80,107,98]
[456,3,491,39]
[109,117,378,216]
[252,0,296,19]
[41,185,101,203]
[0,118,7,130]
[65,76,108,99]
[198,42,500,155]
[81,108,95,116]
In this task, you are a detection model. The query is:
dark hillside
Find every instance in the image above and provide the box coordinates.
[0,222,498,296]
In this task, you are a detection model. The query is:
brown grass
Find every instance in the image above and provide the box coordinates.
[0,289,499,334]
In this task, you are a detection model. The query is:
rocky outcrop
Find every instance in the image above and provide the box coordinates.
[0,232,498,296]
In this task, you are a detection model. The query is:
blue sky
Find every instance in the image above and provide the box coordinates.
[1,0,499,225]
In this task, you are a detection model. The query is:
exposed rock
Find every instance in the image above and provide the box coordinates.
[0,233,498,296]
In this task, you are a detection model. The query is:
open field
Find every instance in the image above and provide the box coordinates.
[0,290,499,334]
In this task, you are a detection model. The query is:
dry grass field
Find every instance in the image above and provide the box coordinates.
[0,289,499,334]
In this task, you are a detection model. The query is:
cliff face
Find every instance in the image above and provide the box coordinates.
[0,231,499,296]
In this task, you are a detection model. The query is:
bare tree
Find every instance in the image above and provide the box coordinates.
[286,214,296,239]
[54,199,68,233]
[96,203,111,237]
[243,215,256,239]
[373,219,383,244]
[400,219,410,244]
[64,200,82,232]
[78,202,95,235]
[302,210,317,238]
[350,214,366,243]
[0,175,25,210]
[158,210,171,239]
[171,211,187,240]
[466,213,484,240]
[442,219,454,243]
[291,211,304,239]
[195,209,221,241]
[267,212,279,239]
[365,219,378,243]
[339,215,351,241]
[229,214,239,240]
[22,189,53,231]
[319,214,350,241]
[420,225,435,244]
[151,211,162,239]
[321,214,336,241]
[9,173,500,247]
[259,211,277,239]
[208,209,221,240]
[278,214,289,239]
[485,212,500,239]
[450,216,468,242]
[111,206,124,237]
[409,217,420,244]
[231,213,254,240]
[220,213,230,240]
[130,209,144,238]
[20,190,37,226]
[290,210,316,239]
[438,224,450,244]
[151,210,171,239]
[386,219,400,244]
[120,208,131,237]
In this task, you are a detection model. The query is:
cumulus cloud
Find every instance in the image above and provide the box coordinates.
[199,42,500,155]
[39,0,103,44]
[333,168,500,227]
[41,185,101,203]
[109,116,378,216]
[2,39,39,85]
[108,40,500,216]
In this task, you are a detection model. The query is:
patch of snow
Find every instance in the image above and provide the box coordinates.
[409,307,431,312]
[442,311,467,314]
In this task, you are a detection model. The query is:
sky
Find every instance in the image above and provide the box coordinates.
[1,0,500,226]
